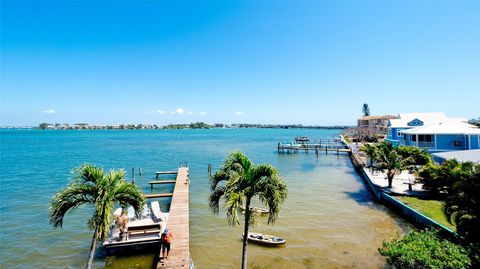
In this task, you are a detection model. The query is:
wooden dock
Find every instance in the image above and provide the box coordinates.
[278,142,351,155]
[158,167,191,269]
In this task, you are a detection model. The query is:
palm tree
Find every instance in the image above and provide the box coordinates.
[424,161,480,242]
[362,103,370,116]
[369,142,413,188]
[361,143,378,167]
[209,151,288,269]
[444,163,480,242]
[397,146,432,167]
[49,164,145,269]
[418,159,469,196]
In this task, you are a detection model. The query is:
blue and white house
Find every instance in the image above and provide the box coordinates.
[387,112,480,152]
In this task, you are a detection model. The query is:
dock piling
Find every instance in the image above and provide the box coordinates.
[131,167,135,183]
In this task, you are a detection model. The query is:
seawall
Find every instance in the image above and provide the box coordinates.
[342,136,456,237]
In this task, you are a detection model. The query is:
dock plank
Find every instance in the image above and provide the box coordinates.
[145,193,173,198]
[149,180,176,184]
[155,171,179,179]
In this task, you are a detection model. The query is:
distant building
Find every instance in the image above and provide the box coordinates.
[386,112,480,152]
[357,115,398,133]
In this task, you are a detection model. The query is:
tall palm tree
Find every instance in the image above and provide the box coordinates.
[362,103,370,116]
[369,142,413,188]
[209,151,288,269]
[49,164,145,269]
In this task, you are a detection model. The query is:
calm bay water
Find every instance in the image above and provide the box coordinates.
[0,129,409,268]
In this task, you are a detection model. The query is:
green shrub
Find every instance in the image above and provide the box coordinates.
[379,230,471,269]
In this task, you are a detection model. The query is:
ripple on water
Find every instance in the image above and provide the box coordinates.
[1,129,408,268]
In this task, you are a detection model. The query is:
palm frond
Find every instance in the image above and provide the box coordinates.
[49,182,94,228]
[74,164,104,184]
[210,170,229,191]
[208,186,226,215]
[50,164,145,241]
[225,192,243,226]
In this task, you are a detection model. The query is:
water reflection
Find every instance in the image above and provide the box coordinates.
[105,244,160,269]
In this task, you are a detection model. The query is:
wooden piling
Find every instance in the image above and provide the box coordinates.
[131,167,135,183]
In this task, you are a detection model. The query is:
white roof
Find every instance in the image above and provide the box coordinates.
[400,122,480,135]
[389,112,467,128]
[432,149,480,163]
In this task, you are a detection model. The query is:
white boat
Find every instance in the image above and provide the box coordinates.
[240,205,269,215]
[103,203,168,250]
[244,232,286,245]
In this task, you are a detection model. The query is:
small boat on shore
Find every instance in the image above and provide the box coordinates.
[240,205,269,215]
[244,232,286,245]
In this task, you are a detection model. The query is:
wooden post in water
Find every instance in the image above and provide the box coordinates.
[336,145,339,155]
[139,167,142,176]
[131,167,135,183]
[208,164,212,177]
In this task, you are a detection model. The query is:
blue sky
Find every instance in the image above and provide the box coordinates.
[1,1,479,126]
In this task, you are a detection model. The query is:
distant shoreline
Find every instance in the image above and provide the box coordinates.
[2,123,352,130]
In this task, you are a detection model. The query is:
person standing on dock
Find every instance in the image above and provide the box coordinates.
[161,228,173,260]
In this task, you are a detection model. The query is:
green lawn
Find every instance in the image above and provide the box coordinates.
[395,196,456,231]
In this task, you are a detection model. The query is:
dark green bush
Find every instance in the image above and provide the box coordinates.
[379,230,471,269]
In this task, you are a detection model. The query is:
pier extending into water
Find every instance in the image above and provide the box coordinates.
[157,167,191,269]
[277,139,351,155]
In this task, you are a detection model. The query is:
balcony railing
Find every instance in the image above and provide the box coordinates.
[404,141,435,148]
[417,142,436,148]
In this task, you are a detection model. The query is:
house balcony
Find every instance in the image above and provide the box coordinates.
[417,142,436,149]
[405,141,435,149]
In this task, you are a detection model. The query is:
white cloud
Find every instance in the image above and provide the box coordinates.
[199,112,207,115]
[43,109,56,114]
[157,110,167,115]
[175,107,185,115]
[187,111,193,115]
[235,111,244,115]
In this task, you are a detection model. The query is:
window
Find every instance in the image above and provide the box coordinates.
[411,135,416,142]
[397,129,403,137]
[408,119,424,126]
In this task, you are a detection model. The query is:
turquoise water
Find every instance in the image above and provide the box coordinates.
[0,129,409,268]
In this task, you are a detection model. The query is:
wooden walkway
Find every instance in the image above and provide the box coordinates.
[158,167,190,269]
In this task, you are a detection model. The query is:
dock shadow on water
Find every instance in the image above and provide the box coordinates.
[104,244,161,269]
